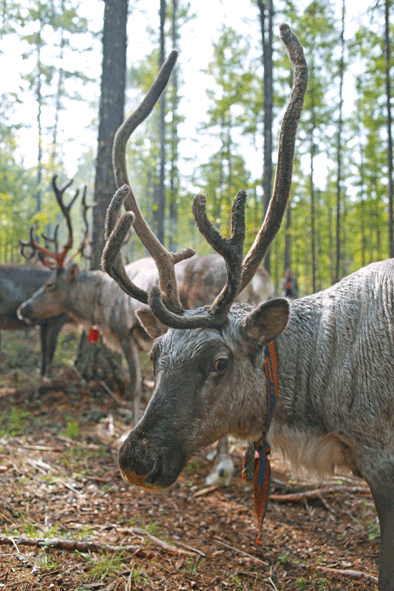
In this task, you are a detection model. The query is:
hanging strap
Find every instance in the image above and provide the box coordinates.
[242,340,278,544]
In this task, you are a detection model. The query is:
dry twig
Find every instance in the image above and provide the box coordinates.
[213,538,269,566]
[0,536,140,554]
[116,527,196,556]
[192,485,220,498]
[315,565,378,583]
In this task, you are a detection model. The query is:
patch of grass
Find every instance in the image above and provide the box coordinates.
[186,556,205,575]
[0,407,31,436]
[84,550,127,581]
[278,550,291,564]
[38,550,61,571]
[185,458,204,472]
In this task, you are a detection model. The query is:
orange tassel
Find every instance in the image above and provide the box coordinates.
[88,327,100,343]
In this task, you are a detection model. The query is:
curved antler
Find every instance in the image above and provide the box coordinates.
[108,49,195,314]
[238,23,308,292]
[103,24,308,330]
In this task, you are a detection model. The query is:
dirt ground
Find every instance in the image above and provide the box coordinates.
[0,329,380,590]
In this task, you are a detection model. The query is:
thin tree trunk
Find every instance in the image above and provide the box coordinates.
[284,203,291,270]
[335,0,345,282]
[310,61,316,293]
[155,0,166,245]
[36,42,43,213]
[257,0,273,274]
[385,0,393,257]
[168,0,178,252]
[52,0,65,164]
[328,197,334,284]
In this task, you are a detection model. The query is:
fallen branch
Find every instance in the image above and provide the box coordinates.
[213,538,269,566]
[193,485,220,498]
[315,565,378,583]
[175,541,206,557]
[0,535,140,554]
[116,527,195,556]
[18,444,64,452]
[56,435,100,450]
[270,489,325,503]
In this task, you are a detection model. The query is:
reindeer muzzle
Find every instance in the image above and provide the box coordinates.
[118,433,188,490]
[17,302,34,323]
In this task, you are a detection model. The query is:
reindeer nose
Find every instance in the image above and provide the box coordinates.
[17,302,33,322]
[118,436,153,480]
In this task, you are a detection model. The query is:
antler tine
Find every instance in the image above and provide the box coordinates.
[42,224,60,253]
[19,226,57,269]
[192,190,246,317]
[102,186,149,304]
[67,186,96,263]
[19,226,39,261]
[51,175,79,266]
[112,49,195,314]
[238,23,308,293]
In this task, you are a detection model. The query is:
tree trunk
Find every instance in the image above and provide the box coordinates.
[385,0,394,257]
[310,60,316,293]
[36,41,43,213]
[153,0,167,245]
[168,0,178,252]
[76,0,128,389]
[91,0,128,270]
[75,332,125,392]
[335,0,345,282]
[257,0,273,274]
[284,203,291,270]
[52,0,65,165]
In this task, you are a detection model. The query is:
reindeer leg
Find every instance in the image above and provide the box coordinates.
[119,336,142,427]
[204,437,234,487]
[42,314,69,377]
[369,477,394,591]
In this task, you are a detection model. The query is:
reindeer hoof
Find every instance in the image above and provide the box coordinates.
[204,457,234,487]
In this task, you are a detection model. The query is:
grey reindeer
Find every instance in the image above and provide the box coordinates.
[102,24,394,591]
[18,203,274,487]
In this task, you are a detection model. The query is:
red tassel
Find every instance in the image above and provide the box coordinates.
[88,327,99,343]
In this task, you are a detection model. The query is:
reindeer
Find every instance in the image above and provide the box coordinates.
[102,24,394,591]
[18,193,274,488]
[0,263,68,376]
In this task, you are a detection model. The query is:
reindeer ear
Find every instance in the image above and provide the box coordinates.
[137,308,168,339]
[64,263,79,284]
[242,298,290,344]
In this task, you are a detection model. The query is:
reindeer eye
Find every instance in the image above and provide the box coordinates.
[46,282,56,292]
[213,357,229,372]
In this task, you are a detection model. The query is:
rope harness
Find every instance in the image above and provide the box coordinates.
[242,340,278,544]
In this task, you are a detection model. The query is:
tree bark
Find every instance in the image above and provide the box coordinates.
[257,0,273,274]
[310,60,316,293]
[76,0,128,389]
[284,203,291,271]
[385,0,393,257]
[91,0,128,270]
[36,41,43,213]
[153,0,167,245]
[335,0,345,283]
[168,0,178,252]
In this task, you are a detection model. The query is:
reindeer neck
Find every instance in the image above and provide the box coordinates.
[63,270,105,325]
[274,294,328,433]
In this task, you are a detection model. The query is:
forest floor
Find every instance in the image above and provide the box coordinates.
[0,328,380,591]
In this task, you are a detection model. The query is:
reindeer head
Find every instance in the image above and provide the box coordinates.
[102,24,308,489]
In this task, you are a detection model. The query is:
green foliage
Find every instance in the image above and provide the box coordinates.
[0,407,31,437]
